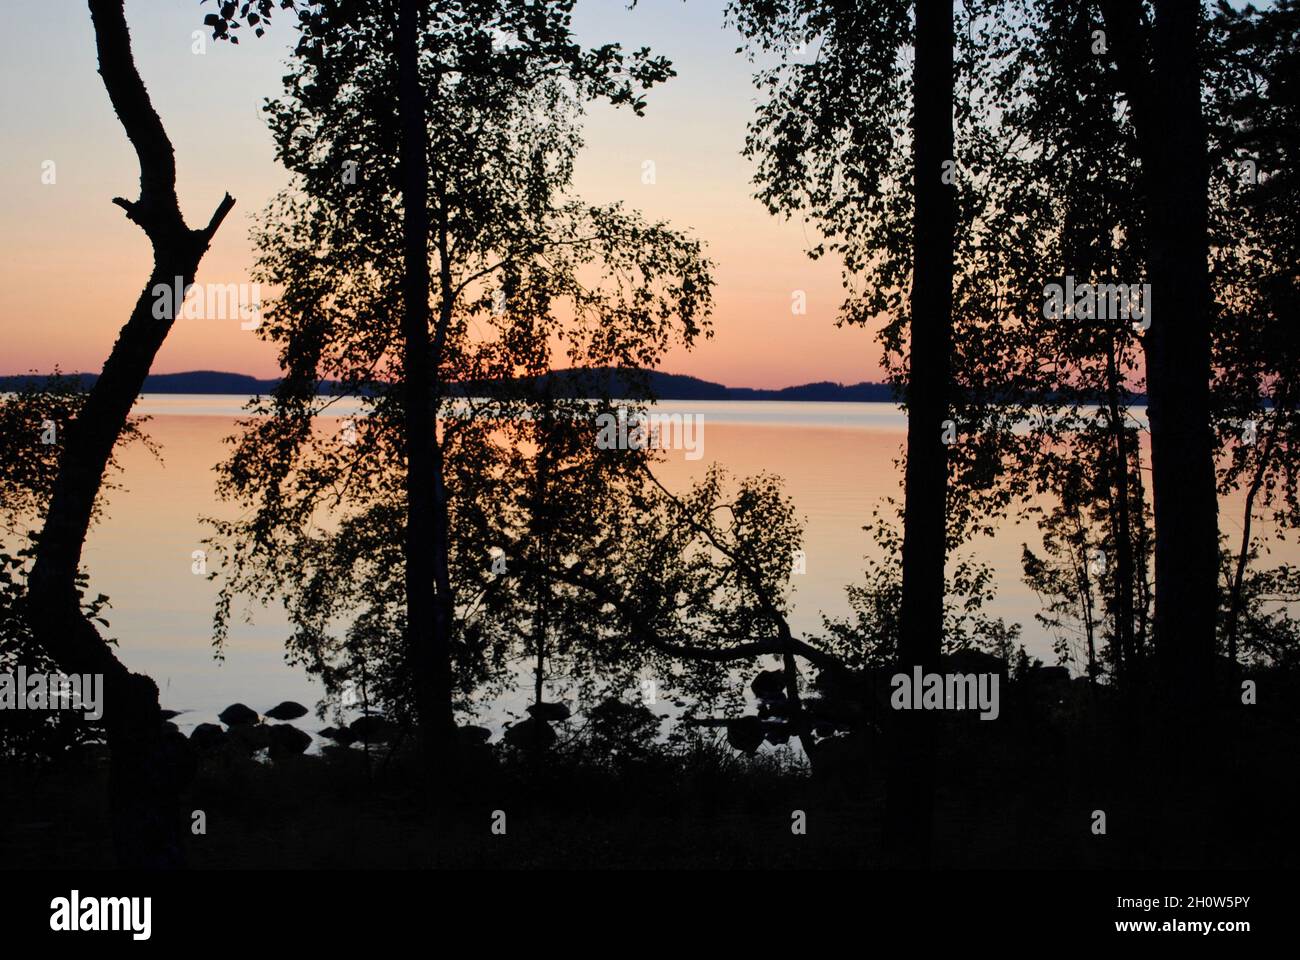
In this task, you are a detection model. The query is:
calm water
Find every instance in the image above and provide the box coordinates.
[77,396,1262,743]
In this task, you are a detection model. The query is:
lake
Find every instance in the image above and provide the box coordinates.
[77,395,1263,744]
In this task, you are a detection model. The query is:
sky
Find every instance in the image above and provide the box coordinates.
[0,0,878,389]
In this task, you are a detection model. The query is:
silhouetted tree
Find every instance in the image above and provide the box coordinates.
[1020,441,1153,682]
[1206,0,1300,674]
[207,3,711,760]
[972,0,1153,689]
[730,0,957,865]
[22,0,235,868]
[519,465,822,753]
[523,465,1019,771]
[1,376,150,764]
[889,0,956,866]
[1098,0,1219,717]
[823,502,1021,671]
[475,382,649,713]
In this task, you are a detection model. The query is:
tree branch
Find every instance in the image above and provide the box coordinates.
[88,0,183,232]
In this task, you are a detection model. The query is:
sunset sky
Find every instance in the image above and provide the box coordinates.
[0,0,882,389]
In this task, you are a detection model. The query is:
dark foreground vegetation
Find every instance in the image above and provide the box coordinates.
[5,662,1298,869]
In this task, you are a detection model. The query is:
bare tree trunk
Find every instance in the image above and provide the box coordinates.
[778,626,817,767]
[397,0,455,773]
[1132,436,1153,665]
[1069,502,1099,683]
[885,0,954,868]
[26,0,235,868]
[1105,332,1137,684]
[1227,417,1276,671]
[532,426,550,708]
[1101,0,1219,720]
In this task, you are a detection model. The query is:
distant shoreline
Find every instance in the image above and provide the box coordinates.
[0,368,1150,405]
[0,368,902,403]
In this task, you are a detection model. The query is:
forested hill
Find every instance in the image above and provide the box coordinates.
[0,368,901,403]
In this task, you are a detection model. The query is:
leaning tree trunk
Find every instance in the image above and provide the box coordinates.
[26,0,235,868]
[884,0,955,868]
[396,0,455,774]
[1101,0,1219,723]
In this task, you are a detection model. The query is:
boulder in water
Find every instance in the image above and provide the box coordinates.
[318,726,357,747]
[264,701,309,721]
[190,722,226,750]
[525,701,571,723]
[349,714,395,742]
[228,723,272,755]
[218,703,260,727]
[268,723,312,757]
[455,725,492,745]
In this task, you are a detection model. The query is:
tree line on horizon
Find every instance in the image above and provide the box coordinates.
[0,368,907,401]
[1,0,1297,869]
